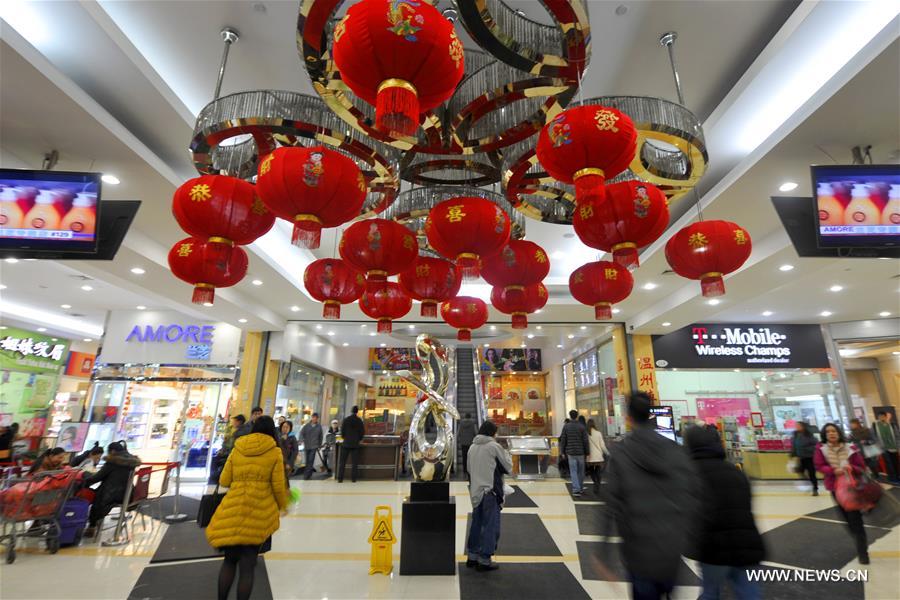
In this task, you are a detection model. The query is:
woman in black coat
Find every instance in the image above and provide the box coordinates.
[82,442,141,536]
[685,426,765,600]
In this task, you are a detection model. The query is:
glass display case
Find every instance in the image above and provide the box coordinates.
[500,436,552,479]
[481,372,550,435]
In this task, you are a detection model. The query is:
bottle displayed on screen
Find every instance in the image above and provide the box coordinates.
[0,187,37,229]
[23,190,64,230]
[815,182,846,226]
[845,183,885,225]
[882,184,900,226]
[60,193,98,234]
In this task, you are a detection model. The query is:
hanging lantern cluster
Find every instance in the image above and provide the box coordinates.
[359,282,412,333]
[491,282,548,330]
[169,175,274,304]
[340,218,420,292]
[665,220,752,297]
[425,196,511,279]
[441,296,488,341]
[399,256,461,318]
[569,261,633,320]
[255,146,367,249]
[303,258,366,319]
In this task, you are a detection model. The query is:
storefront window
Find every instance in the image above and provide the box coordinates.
[571,341,619,436]
[275,361,325,431]
[483,372,550,436]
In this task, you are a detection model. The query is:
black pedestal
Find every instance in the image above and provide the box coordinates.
[399,482,456,575]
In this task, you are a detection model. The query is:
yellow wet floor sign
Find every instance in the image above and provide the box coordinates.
[368,505,396,575]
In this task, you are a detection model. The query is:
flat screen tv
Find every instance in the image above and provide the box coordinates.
[811,164,900,248]
[0,169,101,253]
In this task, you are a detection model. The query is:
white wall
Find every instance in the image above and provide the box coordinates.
[268,323,370,386]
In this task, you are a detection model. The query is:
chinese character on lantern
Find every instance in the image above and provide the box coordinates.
[402,235,415,250]
[178,243,193,257]
[734,229,748,245]
[415,264,430,277]
[446,205,467,222]
[259,154,274,175]
[594,109,620,132]
[687,232,709,248]
[535,250,547,263]
[579,204,594,220]
[189,184,212,202]
[604,268,618,280]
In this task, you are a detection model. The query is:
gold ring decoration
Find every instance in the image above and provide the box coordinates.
[446,49,575,154]
[612,242,637,252]
[368,270,388,277]
[504,285,525,292]
[377,78,417,95]
[297,0,446,151]
[458,252,479,260]
[208,236,234,246]
[383,186,525,253]
[700,271,723,279]
[400,150,503,187]
[452,0,591,82]
[574,167,606,180]
[588,95,708,203]
[195,283,214,289]
[502,137,575,224]
[190,90,400,216]
[294,214,323,224]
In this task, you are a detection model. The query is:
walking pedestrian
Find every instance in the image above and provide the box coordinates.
[607,392,700,600]
[559,409,589,496]
[813,422,870,564]
[323,419,339,474]
[206,416,288,600]
[457,412,478,476]
[299,413,323,480]
[338,406,365,483]
[279,421,299,479]
[465,420,512,572]
[790,421,819,495]
[586,418,608,495]
[849,418,881,475]
[872,411,900,483]
[685,425,765,600]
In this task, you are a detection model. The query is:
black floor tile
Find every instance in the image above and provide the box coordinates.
[458,562,590,600]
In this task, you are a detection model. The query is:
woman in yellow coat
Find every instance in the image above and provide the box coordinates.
[206,415,288,600]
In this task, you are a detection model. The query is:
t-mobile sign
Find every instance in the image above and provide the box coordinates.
[652,323,830,369]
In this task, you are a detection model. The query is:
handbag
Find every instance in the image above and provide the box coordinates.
[856,471,884,505]
[197,483,226,528]
[835,471,880,512]
[786,457,800,474]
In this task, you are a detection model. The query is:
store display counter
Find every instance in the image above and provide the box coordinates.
[743,450,796,480]
[336,435,402,480]
[499,436,552,480]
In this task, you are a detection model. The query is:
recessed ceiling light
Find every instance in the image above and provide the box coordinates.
[203,302,214,307]
[327,331,335,336]
[829,285,843,292]
[879,311,891,317]
[60,304,71,309]
[290,305,300,312]
[80,285,93,291]
[136,305,146,310]
[251,279,263,286]
[535,309,542,314]
[315,324,322,330]
[130,267,145,275]
[342,342,349,347]
[567,334,575,339]
[707,298,721,306]
[51,338,57,342]
[762,310,773,316]
[369,332,376,337]
[820,310,833,317]
[0,284,5,290]
[612,308,621,314]
[408,324,415,329]
[662,322,671,327]
[893,351,900,356]
[536,325,542,330]
[778,181,799,192]
[779,264,794,272]
[556,344,563,348]
[490,325,496,330]
[483,343,489,347]
[83,338,93,342]
[642,282,658,290]
[527,334,535,339]
[520,343,526,347]
[4,258,18,264]
[238,318,247,323]
[37,327,46,332]
[380,343,386,347]
[101,174,120,185]
[580,325,587,330]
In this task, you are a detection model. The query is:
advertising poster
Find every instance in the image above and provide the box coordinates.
[65,351,96,377]
[771,405,801,432]
[480,348,542,372]
[368,348,422,371]
[696,397,752,426]
[56,422,89,452]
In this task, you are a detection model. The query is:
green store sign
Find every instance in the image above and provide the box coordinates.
[0,327,71,375]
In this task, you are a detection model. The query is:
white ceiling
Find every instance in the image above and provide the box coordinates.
[1,1,898,349]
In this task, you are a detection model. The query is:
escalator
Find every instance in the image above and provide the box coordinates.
[454,346,484,471]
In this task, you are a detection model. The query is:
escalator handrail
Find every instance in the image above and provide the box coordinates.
[471,347,487,427]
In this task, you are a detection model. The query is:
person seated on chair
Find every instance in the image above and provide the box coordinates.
[70,443,104,472]
[82,441,141,538]
[28,447,67,475]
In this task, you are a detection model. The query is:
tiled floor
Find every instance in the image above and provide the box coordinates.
[1,478,898,599]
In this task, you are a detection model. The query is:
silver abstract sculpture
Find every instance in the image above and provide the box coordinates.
[398,334,459,482]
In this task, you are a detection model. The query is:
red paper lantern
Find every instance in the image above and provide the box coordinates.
[172,174,274,268]
[339,218,419,291]
[665,220,752,297]
[480,240,550,306]
[332,0,465,136]
[441,296,488,341]
[573,180,669,269]
[398,256,461,318]
[491,282,548,329]
[535,104,637,205]
[255,146,367,249]
[359,282,412,333]
[569,261,633,320]
[168,236,248,305]
[425,197,511,279]
[304,258,366,320]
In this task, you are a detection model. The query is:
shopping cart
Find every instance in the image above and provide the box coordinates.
[0,469,79,563]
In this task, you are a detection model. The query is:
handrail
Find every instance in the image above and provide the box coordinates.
[471,349,487,427]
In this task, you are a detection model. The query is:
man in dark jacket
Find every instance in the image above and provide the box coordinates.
[82,442,142,536]
[558,409,590,496]
[338,406,365,483]
[684,425,765,600]
[790,422,819,495]
[300,413,324,480]
[457,413,478,476]
[606,393,699,600]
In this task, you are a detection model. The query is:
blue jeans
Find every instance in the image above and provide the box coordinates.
[568,455,586,493]
[467,492,501,565]
[630,575,674,600]
[700,564,760,600]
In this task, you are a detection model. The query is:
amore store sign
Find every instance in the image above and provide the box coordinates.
[125,323,214,361]
[652,323,831,369]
